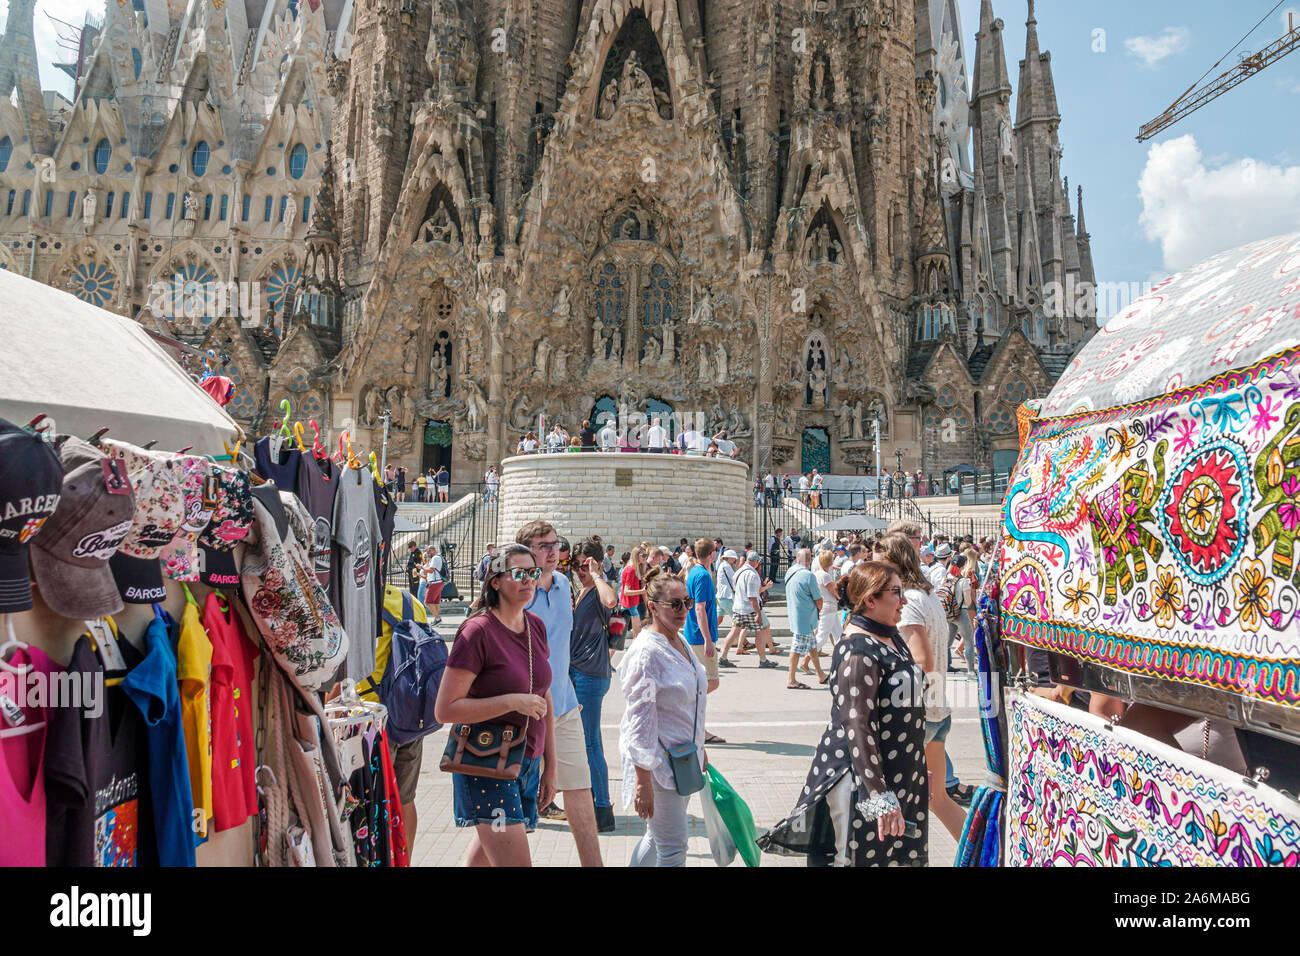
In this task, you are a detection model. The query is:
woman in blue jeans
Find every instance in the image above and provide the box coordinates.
[568,535,621,833]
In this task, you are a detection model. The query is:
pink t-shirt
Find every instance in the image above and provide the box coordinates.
[445,611,551,758]
[0,645,56,866]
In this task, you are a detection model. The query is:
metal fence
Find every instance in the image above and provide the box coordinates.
[384,482,499,599]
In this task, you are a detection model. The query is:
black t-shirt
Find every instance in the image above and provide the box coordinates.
[94,637,156,867]
[254,437,301,495]
[45,636,108,866]
[580,427,597,449]
[569,587,613,679]
[297,453,338,591]
[373,478,398,614]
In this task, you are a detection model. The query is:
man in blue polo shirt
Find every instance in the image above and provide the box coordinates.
[685,538,726,744]
[785,547,825,688]
[518,519,603,867]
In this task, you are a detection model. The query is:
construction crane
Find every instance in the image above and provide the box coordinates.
[1138,6,1299,141]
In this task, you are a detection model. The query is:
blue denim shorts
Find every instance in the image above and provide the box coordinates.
[452,754,540,830]
[924,714,952,746]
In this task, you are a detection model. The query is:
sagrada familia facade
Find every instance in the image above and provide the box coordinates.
[0,0,1097,479]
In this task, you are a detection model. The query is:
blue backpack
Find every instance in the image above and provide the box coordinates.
[378,590,450,744]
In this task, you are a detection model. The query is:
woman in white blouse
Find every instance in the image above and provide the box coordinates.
[811,549,843,656]
[618,567,709,867]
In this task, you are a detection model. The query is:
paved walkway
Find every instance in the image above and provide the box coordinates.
[409,601,986,867]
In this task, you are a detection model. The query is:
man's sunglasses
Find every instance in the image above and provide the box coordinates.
[652,598,694,612]
[496,567,542,582]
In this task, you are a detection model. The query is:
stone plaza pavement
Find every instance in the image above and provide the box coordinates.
[409,600,987,867]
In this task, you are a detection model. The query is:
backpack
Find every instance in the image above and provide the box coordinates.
[936,578,960,621]
[377,589,450,744]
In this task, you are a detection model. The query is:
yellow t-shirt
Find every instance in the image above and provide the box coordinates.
[357,585,429,702]
[176,597,214,838]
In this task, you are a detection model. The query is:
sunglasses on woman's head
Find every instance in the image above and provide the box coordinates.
[653,598,694,612]
[499,567,542,582]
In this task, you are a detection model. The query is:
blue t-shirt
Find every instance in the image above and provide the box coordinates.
[784,564,822,637]
[526,572,578,717]
[122,612,196,867]
[684,564,718,646]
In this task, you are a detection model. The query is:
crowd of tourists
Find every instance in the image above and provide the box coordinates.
[514,419,742,457]
[392,506,999,867]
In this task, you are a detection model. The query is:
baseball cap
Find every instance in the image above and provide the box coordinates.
[103,439,186,603]
[0,419,64,613]
[197,466,254,590]
[722,549,739,560]
[157,455,217,582]
[30,437,137,619]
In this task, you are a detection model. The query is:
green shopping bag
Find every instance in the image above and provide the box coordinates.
[705,764,761,868]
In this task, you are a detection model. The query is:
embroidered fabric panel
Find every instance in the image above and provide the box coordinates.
[1006,692,1300,867]
[1045,232,1300,416]
[1001,342,1300,709]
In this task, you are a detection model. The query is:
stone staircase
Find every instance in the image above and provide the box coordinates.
[386,494,499,602]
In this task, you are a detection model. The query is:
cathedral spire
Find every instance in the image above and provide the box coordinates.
[291,141,343,351]
[1016,0,1060,128]
[1076,184,1097,289]
[0,0,55,155]
[970,0,1011,103]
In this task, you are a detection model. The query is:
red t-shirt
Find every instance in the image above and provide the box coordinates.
[203,592,259,831]
[620,565,641,609]
[445,611,551,758]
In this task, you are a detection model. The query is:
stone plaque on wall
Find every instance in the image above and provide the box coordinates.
[614,469,633,487]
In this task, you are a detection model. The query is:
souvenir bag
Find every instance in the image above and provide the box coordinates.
[439,618,533,780]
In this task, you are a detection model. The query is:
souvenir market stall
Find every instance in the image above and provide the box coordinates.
[0,272,408,868]
[961,231,1300,867]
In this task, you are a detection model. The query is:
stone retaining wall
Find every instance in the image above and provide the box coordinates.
[498,452,750,553]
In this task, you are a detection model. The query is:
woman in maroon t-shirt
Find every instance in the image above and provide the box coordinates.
[435,543,557,867]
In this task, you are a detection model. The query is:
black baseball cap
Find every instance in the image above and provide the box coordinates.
[0,418,64,613]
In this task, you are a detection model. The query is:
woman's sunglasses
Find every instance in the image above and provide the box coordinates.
[497,567,542,582]
[652,598,694,612]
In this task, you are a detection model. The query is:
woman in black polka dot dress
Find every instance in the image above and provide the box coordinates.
[759,561,929,866]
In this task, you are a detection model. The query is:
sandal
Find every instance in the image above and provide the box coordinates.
[819,674,830,685]
[705,733,727,744]
[786,682,810,690]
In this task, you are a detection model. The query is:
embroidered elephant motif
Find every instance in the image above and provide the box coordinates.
[1088,440,1167,605]
[1253,403,1300,586]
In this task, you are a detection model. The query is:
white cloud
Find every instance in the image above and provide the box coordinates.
[1138,134,1300,272]
[1124,27,1190,68]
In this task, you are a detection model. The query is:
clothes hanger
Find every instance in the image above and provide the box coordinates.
[309,420,326,459]
[279,400,292,439]
[86,426,111,446]
[0,615,32,675]
[293,422,307,453]
[199,350,216,383]
[368,451,380,483]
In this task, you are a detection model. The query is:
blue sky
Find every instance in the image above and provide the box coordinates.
[955,0,1300,299]
[9,0,1300,301]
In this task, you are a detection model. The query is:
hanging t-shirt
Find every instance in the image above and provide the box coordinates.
[176,592,213,841]
[46,635,108,867]
[97,631,156,868]
[254,436,302,495]
[334,466,383,680]
[0,645,55,866]
[297,453,338,592]
[204,592,259,831]
[121,613,197,866]
[372,477,397,619]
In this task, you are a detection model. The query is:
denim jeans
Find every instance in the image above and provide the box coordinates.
[630,781,691,867]
[570,671,612,809]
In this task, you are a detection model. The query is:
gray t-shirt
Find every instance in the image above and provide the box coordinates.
[333,466,382,680]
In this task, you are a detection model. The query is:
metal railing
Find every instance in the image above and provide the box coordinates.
[956,471,1012,506]
[384,482,499,599]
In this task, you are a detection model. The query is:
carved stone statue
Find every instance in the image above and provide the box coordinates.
[363,386,380,426]
[622,52,654,103]
[597,78,619,119]
[853,399,865,439]
[642,335,661,365]
[552,286,571,320]
[594,326,610,362]
[808,364,828,408]
[534,339,551,380]
[183,192,199,221]
[284,194,297,230]
[663,324,675,362]
[553,349,568,379]
[1000,120,1014,159]
[477,202,495,252]
[809,224,831,262]
[698,343,711,382]
[611,328,622,360]
[837,400,853,440]
[421,206,455,243]
[811,58,828,110]
[714,344,728,383]
[430,349,449,397]
[463,379,486,431]
[690,290,713,325]
[81,191,96,228]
